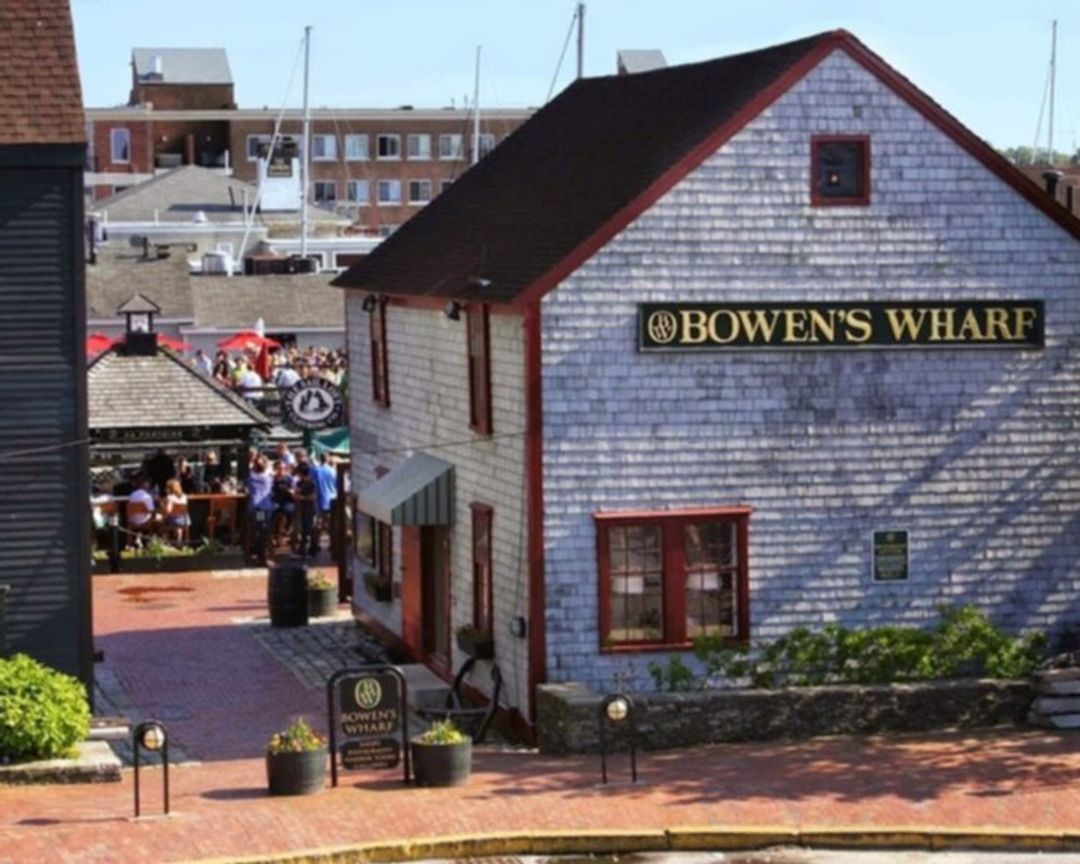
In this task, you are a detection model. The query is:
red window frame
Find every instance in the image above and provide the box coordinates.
[810,134,870,207]
[375,520,392,582]
[471,503,493,632]
[595,507,751,653]
[370,298,390,406]
[466,303,492,434]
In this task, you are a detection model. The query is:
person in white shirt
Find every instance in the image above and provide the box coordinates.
[275,364,300,390]
[128,479,156,527]
[239,366,264,401]
[193,350,213,376]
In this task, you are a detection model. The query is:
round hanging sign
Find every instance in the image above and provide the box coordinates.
[282,379,344,430]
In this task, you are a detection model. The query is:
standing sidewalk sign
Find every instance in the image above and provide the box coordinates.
[327,665,410,786]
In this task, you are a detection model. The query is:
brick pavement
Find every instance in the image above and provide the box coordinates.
[0,570,1077,863]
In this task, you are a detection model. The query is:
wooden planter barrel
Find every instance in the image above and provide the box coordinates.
[268,559,309,628]
[266,747,327,796]
[410,738,472,787]
[308,586,337,619]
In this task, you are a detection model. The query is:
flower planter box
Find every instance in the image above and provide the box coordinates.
[101,552,247,574]
[410,738,472,787]
[456,629,494,660]
[308,585,338,618]
[266,747,327,796]
[362,570,392,603]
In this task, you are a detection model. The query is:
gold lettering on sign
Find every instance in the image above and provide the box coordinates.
[928,307,956,342]
[782,309,809,342]
[957,308,987,341]
[1015,306,1038,341]
[736,309,780,343]
[708,309,740,344]
[807,308,837,343]
[984,307,1012,340]
[845,308,873,342]
[885,308,928,341]
[680,310,709,344]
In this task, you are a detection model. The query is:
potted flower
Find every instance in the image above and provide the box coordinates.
[266,717,327,796]
[411,719,472,787]
[455,624,495,660]
[362,568,393,603]
[307,570,338,618]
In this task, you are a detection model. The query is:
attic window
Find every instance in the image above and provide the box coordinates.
[811,135,869,206]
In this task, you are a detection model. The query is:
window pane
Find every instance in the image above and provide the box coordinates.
[407,134,431,159]
[345,134,368,159]
[439,134,463,159]
[684,522,737,638]
[408,180,431,203]
[347,180,369,203]
[355,513,375,565]
[608,525,663,643]
[816,140,865,199]
[377,135,400,158]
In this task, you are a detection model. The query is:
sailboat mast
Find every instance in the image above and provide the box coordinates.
[472,46,481,166]
[1047,19,1057,165]
[577,3,585,79]
[300,25,312,257]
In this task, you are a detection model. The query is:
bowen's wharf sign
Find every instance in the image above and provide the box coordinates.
[327,666,410,785]
[639,301,1044,351]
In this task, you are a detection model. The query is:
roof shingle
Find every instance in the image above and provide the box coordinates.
[0,0,85,145]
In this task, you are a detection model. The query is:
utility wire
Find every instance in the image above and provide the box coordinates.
[546,5,579,103]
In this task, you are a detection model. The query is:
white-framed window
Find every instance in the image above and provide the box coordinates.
[407,134,432,160]
[377,180,402,204]
[474,133,496,159]
[313,181,337,203]
[377,134,401,160]
[246,134,272,161]
[312,134,337,161]
[440,178,454,194]
[344,134,369,160]
[408,179,432,205]
[110,128,131,164]
[347,180,370,204]
[439,133,464,160]
[377,224,398,238]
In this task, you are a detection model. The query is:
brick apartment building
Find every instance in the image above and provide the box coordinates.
[85,48,531,234]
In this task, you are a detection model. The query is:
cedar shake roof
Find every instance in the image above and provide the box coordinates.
[0,0,85,145]
[86,251,193,321]
[190,273,344,330]
[88,345,268,431]
[333,29,1080,306]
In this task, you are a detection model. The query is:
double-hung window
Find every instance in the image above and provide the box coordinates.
[111,128,131,164]
[313,181,337,203]
[370,299,389,406]
[378,180,402,205]
[408,179,432,205]
[595,508,750,650]
[344,134,369,161]
[439,133,464,160]
[471,504,493,633]
[346,180,370,204]
[311,134,337,161]
[474,133,496,159]
[377,134,401,160]
[466,303,491,434]
[407,133,431,160]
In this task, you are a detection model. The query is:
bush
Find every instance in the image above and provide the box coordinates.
[652,605,1048,691]
[0,654,90,761]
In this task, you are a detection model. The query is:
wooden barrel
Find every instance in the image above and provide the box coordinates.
[268,560,308,628]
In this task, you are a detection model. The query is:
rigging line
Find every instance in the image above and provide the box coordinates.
[237,34,307,258]
[1032,59,1052,162]
[0,437,92,462]
[545,5,579,104]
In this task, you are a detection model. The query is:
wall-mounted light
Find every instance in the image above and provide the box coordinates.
[469,277,492,290]
[508,616,527,639]
[444,300,462,321]
[361,294,378,313]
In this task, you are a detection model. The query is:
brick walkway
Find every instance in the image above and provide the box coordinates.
[0,570,1078,864]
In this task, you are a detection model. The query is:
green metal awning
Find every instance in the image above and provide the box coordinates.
[357,452,455,526]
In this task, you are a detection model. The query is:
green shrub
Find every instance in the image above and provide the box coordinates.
[0,654,90,761]
[648,654,699,692]
[681,605,1046,691]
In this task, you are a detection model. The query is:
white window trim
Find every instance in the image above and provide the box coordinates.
[439,134,464,161]
[407,134,432,161]
[377,180,402,205]
[111,128,131,164]
[311,134,337,162]
[377,134,401,161]
[408,180,432,205]
[346,180,370,205]
[313,181,338,202]
[344,134,369,161]
[246,134,272,162]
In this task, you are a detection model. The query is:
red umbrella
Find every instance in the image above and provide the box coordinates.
[218,330,281,353]
[254,340,273,381]
[158,334,192,352]
[86,332,118,355]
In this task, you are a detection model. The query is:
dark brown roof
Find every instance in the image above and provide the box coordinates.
[333,29,1080,305]
[0,0,85,145]
[331,32,835,304]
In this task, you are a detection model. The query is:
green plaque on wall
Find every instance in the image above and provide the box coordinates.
[872,530,909,582]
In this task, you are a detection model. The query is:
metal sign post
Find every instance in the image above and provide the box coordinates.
[599,693,638,785]
[132,720,170,817]
[327,665,410,786]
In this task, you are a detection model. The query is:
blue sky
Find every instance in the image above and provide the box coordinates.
[72,0,1077,152]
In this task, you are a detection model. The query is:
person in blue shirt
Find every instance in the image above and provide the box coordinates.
[245,455,274,563]
[312,453,338,556]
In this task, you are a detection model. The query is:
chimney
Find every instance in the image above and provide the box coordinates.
[1043,169,1064,200]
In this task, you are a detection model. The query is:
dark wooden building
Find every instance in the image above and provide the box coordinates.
[0,0,92,688]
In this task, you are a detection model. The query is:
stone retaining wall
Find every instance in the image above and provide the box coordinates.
[536,679,1032,754]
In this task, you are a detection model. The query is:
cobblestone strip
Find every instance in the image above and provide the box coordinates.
[93,666,196,766]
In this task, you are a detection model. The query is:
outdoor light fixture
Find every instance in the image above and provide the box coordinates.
[361,294,378,313]
[444,300,462,321]
[508,616,527,639]
[133,719,171,817]
[605,696,630,723]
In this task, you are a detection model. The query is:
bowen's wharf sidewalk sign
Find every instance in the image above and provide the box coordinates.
[327,666,410,786]
[639,300,1044,351]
